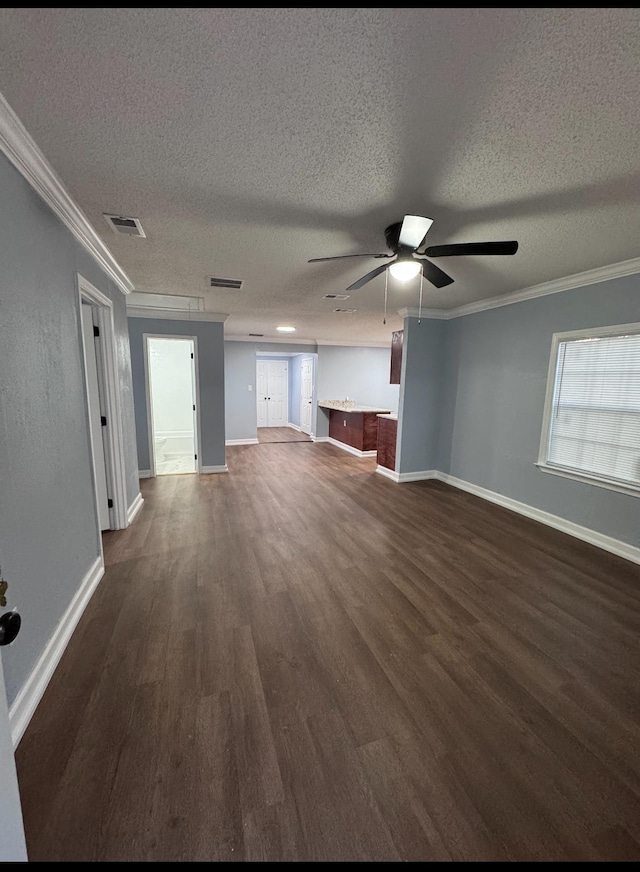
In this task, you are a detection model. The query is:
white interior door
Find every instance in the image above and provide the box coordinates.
[267,360,288,426]
[81,303,110,530]
[0,655,28,860]
[300,357,313,434]
[256,360,268,427]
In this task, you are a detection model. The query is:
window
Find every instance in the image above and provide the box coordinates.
[537,323,640,496]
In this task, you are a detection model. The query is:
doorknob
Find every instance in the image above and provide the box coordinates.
[0,612,21,646]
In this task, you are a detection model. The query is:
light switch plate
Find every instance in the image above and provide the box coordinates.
[248,385,253,391]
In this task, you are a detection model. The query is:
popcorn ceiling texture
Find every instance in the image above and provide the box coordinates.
[0,8,639,342]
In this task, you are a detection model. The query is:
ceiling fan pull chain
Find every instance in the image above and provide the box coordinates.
[418,271,424,324]
[383,270,388,324]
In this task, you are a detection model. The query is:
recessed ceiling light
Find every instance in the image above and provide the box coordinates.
[276,326,296,333]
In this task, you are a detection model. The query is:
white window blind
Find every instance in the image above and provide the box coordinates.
[543,329,640,489]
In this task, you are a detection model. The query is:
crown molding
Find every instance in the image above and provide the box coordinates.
[0,91,134,295]
[400,255,640,322]
[126,307,228,322]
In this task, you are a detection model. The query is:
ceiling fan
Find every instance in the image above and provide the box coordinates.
[308,215,518,291]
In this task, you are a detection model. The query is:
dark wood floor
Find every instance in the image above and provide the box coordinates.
[15,442,640,861]
[257,426,312,443]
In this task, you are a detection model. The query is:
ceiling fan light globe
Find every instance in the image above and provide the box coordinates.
[389,260,421,282]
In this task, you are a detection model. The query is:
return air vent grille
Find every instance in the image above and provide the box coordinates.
[334,308,358,313]
[103,213,146,237]
[210,276,243,289]
[323,293,350,300]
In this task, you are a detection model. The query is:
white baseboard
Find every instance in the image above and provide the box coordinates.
[201,465,229,474]
[437,472,640,566]
[326,437,377,459]
[127,492,144,525]
[376,466,437,483]
[312,436,329,443]
[9,555,105,747]
[138,469,152,479]
[287,422,302,432]
[225,438,259,446]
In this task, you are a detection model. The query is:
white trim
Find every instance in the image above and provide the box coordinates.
[143,334,202,477]
[138,469,152,479]
[0,92,133,296]
[537,321,640,496]
[287,423,303,432]
[201,465,229,474]
[376,465,400,481]
[127,492,144,524]
[225,438,259,446]
[312,436,329,443]
[78,275,129,530]
[536,463,640,498]
[436,472,640,566]
[9,555,105,747]
[326,437,377,458]
[398,255,640,322]
[127,307,228,322]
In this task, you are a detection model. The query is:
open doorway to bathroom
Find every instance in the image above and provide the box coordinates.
[145,335,200,475]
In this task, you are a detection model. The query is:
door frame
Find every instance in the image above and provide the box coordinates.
[143,334,202,476]
[77,274,129,531]
[300,356,314,435]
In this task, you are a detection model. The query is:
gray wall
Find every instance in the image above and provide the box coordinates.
[316,345,401,438]
[0,152,138,706]
[396,318,445,474]
[290,354,303,427]
[225,341,317,441]
[128,317,226,469]
[438,277,640,547]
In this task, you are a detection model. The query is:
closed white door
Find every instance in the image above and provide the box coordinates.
[256,360,268,427]
[267,361,288,426]
[300,357,313,434]
[81,303,110,530]
[0,655,28,860]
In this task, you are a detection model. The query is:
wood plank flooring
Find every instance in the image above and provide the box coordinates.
[15,442,640,861]
[257,426,311,443]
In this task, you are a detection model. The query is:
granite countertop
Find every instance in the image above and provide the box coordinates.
[318,399,393,414]
[377,413,398,420]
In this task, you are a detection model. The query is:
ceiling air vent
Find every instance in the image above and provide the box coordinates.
[103,214,146,237]
[323,293,350,300]
[210,276,243,290]
[334,308,358,313]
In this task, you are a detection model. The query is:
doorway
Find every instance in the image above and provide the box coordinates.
[145,336,199,476]
[77,274,129,531]
[256,359,289,427]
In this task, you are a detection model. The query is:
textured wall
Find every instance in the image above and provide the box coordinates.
[438,277,640,547]
[0,153,138,706]
[128,318,226,469]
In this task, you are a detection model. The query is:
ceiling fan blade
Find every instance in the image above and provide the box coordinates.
[423,241,519,257]
[346,262,394,291]
[398,215,434,249]
[308,253,391,263]
[419,259,454,289]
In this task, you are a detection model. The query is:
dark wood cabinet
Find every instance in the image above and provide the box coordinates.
[377,416,397,470]
[390,330,403,384]
[328,409,381,451]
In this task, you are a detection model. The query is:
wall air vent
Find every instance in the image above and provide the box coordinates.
[323,293,350,300]
[103,214,146,237]
[334,308,358,313]
[249,333,264,337]
[210,277,243,290]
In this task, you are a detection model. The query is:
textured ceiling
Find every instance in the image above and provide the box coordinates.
[0,8,639,343]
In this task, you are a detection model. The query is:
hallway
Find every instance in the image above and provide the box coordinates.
[14,442,640,861]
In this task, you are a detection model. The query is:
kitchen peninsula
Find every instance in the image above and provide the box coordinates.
[318,399,393,455]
